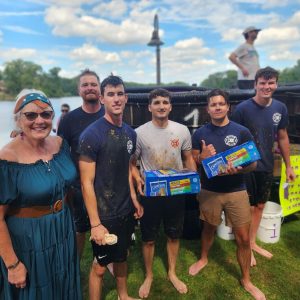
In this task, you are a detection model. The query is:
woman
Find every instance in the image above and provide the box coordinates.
[0,89,82,299]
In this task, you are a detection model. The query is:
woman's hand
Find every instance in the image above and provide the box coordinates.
[8,261,27,289]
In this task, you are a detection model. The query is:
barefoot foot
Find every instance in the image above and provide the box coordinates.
[252,244,273,259]
[168,274,188,294]
[240,279,266,300]
[138,277,153,299]
[188,259,208,276]
[251,251,257,267]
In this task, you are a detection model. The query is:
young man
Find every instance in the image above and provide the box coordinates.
[78,75,143,300]
[131,88,196,298]
[188,89,266,300]
[231,67,295,265]
[57,69,105,259]
[229,26,261,89]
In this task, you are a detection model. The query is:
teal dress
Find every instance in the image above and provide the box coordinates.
[0,140,82,300]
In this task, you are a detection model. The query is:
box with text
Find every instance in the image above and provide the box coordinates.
[144,169,200,197]
[202,141,261,179]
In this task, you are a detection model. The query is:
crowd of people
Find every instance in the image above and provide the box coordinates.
[0,28,296,300]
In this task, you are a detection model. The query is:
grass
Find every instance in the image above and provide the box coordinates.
[80,212,300,300]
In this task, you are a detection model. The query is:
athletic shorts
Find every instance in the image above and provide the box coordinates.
[245,172,273,206]
[140,195,185,242]
[91,213,135,266]
[198,189,251,228]
[70,186,90,233]
[237,80,255,90]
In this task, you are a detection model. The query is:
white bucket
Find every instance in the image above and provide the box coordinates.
[217,211,235,240]
[257,201,282,244]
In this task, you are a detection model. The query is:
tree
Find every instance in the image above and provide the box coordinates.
[279,60,300,84]
[2,59,44,94]
[200,70,237,89]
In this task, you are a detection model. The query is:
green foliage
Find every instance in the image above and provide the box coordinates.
[1,59,77,99]
[279,59,300,84]
[80,213,300,299]
[201,70,238,89]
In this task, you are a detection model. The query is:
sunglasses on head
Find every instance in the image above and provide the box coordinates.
[22,111,54,121]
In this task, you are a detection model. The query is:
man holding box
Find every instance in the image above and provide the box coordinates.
[189,89,265,300]
[231,66,295,265]
[130,88,196,298]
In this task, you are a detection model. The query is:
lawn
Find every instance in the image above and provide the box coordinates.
[80,211,300,300]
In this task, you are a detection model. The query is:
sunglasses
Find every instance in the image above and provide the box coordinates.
[22,111,54,121]
[61,109,69,113]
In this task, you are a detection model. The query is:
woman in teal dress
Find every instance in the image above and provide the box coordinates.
[0,89,82,299]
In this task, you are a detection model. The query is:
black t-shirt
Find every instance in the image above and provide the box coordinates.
[78,117,137,221]
[231,98,289,172]
[192,121,253,193]
[57,106,105,186]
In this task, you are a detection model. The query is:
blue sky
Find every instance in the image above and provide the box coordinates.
[0,0,300,84]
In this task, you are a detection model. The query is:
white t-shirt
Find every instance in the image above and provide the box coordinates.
[134,120,192,175]
[233,42,260,80]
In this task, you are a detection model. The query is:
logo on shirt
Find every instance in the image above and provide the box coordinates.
[127,140,133,154]
[224,135,238,146]
[170,138,179,148]
[273,113,281,124]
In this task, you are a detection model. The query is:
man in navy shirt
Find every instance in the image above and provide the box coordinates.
[231,67,295,265]
[189,89,265,300]
[58,69,105,259]
[79,75,143,300]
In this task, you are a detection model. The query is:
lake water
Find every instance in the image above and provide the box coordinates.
[0,96,82,149]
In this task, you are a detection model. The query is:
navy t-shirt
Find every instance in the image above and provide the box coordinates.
[78,117,136,221]
[192,121,253,193]
[231,98,289,172]
[57,106,105,186]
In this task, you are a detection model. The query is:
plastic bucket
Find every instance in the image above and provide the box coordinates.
[257,201,282,243]
[217,211,235,240]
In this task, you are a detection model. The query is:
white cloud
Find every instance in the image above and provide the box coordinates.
[45,5,153,45]
[0,48,37,60]
[257,27,300,46]
[92,0,128,19]
[0,11,44,16]
[70,44,121,63]
[269,50,299,61]
[2,25,43,35]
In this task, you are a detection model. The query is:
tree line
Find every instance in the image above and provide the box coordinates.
[1,59,300,100]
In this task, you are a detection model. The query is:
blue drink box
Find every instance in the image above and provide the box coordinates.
[202,141,261,179]
[144,169,201,197]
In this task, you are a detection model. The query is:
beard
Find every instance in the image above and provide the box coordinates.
[85,98,99,105]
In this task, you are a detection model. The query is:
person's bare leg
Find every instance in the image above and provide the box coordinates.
[76,231,86,260]
[139,241,155,299]
[250,204,273,259]
[234,225,266,300]
[189,222,216,276]
[167,238,187,294]
[115,262,140,300]
[89,260,105,300]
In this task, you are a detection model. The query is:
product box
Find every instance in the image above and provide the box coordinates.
[144,169,200,197]
[202,141,261,179]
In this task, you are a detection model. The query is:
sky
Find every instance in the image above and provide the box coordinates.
[0,0,300,85]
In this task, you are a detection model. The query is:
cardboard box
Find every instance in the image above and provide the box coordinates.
[144,169,200,197]
[202,141,261,179]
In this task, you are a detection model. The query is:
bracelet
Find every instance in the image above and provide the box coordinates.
[7,259,20,270]
[91,222,101,229]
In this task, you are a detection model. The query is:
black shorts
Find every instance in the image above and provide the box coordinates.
[91,213,135,266]
[245,172,273,206]
[70,186,90,233]
[237,80,255,90]
[140,195,185,242]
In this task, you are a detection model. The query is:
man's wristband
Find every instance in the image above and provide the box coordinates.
[91,222,101,229]
[7,259,20,270]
